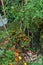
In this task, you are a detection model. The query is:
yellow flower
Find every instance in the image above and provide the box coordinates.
[9,63,13,65]
[21,44,24,48]
[23,62,27,65]
[19,56,22,60]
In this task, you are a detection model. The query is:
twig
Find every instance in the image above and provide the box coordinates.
[0,15,12,46]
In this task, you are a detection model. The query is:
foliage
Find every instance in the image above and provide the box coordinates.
[0,0,43,65]
[3,0,43,31]
[0,49,43,65]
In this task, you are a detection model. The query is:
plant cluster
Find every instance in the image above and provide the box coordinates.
[0,0,43,65]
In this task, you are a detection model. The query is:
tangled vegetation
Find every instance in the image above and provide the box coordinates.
[0,0,43,65]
